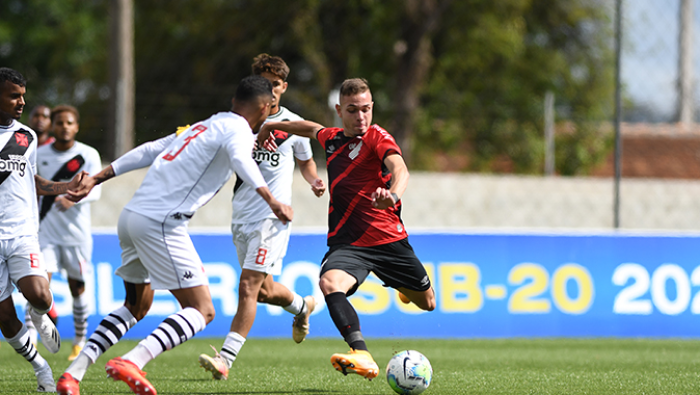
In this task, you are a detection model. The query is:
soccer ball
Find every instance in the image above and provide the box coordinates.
[385,350,433,395]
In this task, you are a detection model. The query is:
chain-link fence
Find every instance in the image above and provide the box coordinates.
[2,0,700,229]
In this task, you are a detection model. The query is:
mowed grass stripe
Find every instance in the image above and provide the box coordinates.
[0,338,699,394]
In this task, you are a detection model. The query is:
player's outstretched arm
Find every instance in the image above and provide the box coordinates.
[255,186,294,224]
[258,120,325,148]
[36,171,92,200]
[371,154,410,210]
[296,158,326,197]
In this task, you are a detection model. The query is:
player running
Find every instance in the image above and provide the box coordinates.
[36,105,102,361]
[0,67,91,392]
[258,78,436,381]
[56,75,293,395]
[199,54,325,381]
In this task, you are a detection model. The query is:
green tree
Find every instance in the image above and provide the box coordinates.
[1,0,614,174]
[0,0,108,150]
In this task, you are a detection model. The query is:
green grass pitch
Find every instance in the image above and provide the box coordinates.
[1,338,700,394]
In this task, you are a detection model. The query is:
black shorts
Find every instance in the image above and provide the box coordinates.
[320,238,431,297]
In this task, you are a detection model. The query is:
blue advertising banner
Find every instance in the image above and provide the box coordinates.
[14,230,700,339]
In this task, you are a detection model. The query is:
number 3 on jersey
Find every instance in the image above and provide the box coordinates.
[162,124,208,161]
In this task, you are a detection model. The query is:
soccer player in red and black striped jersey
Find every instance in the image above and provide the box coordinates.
[259,78,436,381]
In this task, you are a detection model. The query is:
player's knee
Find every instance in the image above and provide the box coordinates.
[198,304,216,324]
[68,280,86,297]
[25,289,52,311]
[318,276,342,295]
[421,291,437,311]
[256,288,270,303]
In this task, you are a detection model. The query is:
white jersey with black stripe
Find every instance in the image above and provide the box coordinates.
[231,106,312,224]
[125,111,267,223]
[0,120,38,240]
[37,141,102,246]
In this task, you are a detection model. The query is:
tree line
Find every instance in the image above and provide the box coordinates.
[1,0,614,174]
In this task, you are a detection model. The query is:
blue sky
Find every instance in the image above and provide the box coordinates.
[623,0,700,120]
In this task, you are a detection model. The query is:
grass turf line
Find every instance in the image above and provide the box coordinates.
[0,338,699,394]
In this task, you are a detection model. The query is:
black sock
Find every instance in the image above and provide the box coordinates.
[325,291,367,351]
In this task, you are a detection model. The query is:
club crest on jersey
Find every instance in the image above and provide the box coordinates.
[252,149,280,167]
[67,158,81,172]
[0,155,27,176]
[15,133,28,147]
[272,130,288,139]
[348,141,363,160]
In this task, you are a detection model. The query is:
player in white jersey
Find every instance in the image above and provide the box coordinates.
[0,67,93,392]
[57,75,293,395]
[34,105,102,361]
[199,54,326,381]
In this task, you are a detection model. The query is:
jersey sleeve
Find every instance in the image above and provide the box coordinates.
[292,136,313,161]
[111,133,177,176]
[316,127,334,148]
[29,134,38,174]
[223,121,267,190]
[371,125,402,161]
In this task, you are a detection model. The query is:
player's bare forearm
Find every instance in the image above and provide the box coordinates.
[264,121,324,140]
[35,175,71,196]
[297,158,326,197]
[384,154,409,198]
[92,165,116,185]
[372,154,410,209]
[255,186,294,224]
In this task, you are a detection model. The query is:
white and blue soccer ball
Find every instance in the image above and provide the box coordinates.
[385,350,433,395]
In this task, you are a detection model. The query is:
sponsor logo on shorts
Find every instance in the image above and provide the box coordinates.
[0,155,27,176]
[421,275,430,286]
[170,212,193,220]
[182,271,194,280]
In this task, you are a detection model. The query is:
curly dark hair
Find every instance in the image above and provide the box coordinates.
[0,67,26,91]
[251,53,290,81]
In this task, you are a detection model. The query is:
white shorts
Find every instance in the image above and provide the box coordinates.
[0,235,49,302]
[116,209,208,290]
[231,218,290,276]
[42,243,92,282]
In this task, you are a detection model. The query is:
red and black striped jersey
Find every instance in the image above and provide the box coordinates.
[317,124,407,247]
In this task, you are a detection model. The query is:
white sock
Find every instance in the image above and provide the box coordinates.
[66,305,137,381]
[129,307,206,370]
[65,354,91,381]
[220,332,246,368]
[7,324,48,372]
[283,293,306,316]
[72,293,89,345]
[122,344,155,371]
[24,303,38,345]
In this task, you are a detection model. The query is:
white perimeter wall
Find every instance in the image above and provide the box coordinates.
[92,169,700,232]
